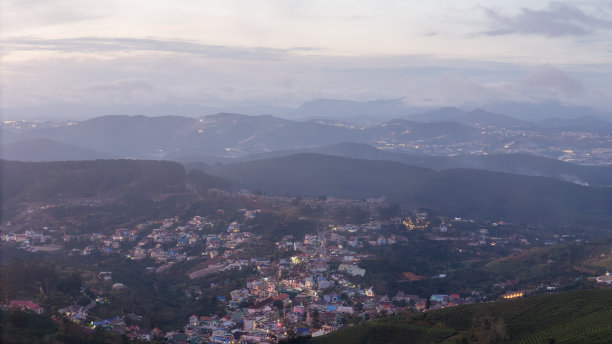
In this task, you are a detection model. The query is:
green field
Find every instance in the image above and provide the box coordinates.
[310,289,612,344]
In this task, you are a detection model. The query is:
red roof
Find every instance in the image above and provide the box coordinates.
[250,298,274,309]
[9,300,41,310]
[274,293,290,301]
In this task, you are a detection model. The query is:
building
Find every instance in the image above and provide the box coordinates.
[596,273,612,285]
[8,300,43,314]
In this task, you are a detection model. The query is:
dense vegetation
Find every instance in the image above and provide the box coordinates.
[310,289,612,344]
[207,153,612,227]
[1,159,187,201]
[0,159,231,218]
[199,142,612,186]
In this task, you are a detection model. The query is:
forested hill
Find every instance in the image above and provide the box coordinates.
[0,159,229,203]
[310,289,612,344]
[206,153,612,226]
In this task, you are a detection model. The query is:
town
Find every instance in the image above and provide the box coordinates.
[3,189,609,343]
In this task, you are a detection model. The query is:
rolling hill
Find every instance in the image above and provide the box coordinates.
[204,153,612,225]
[0,159,230,204]
[0,138,115,161]
[182,142,612,186]
[310,289,612,344]
[409,108,530,128]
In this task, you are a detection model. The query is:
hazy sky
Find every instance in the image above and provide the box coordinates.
[2,0,612,112]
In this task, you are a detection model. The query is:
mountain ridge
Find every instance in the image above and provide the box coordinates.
[202,153,612,226]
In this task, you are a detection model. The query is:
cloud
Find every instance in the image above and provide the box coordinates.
[521,64,585,95]
[74,78,160,105]
[432,64,593,108]
[483,2,612,37]
[1,38,610,112]
[84,78,156,93]
[4,37,318,60]
[3,0,112,32]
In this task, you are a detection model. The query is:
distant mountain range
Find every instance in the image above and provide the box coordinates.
[0,138,116,161]
[409,107,531,127]
[2,110,609,163]
[290,98,424,122]
[2,110,610,183]
[2,98,611,122]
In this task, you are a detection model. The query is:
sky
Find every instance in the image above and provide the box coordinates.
[2,0,612,116]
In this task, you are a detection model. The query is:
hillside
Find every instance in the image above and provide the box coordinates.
[0,159,230,204]
[185,142,612,186]
[205,153,612,225]
[536,116,612,135]
[0,159,187,202]
[4,112,610,165]
[311,289,612,344]
[0,138,116,161]
[410,108,530,128]
[9,114,364,158]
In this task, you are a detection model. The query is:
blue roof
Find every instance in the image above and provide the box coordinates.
[92,316,121,326]
[431,294,448,301]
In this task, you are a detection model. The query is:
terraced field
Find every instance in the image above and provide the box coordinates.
[309,289,612,344]
[310,322,456,344]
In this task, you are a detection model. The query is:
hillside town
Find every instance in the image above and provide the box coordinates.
[3,189,606,343]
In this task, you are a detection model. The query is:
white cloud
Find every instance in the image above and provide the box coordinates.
[483,2,612,36]
[521,64,585,95]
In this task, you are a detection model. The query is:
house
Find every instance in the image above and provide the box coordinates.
[189,314,199,327]
[274,293,291,306]
[59,304,86,321]
[338,264,365,277]
[9,300,43,314]
[247,298,273,313]
[336,306,354,314]
[431,294,448,302]
[596,273,612,285]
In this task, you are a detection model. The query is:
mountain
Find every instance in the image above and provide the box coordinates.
[9,114,364,159]
[435,153,612,186]
[207,153,432,200]
[183,142,612,186]
[0,103,295,121]
[482,101,612,122]
[407,106,466,122]
[19,115,198,158]
[5,114,480,160]
[4,112,610,165]
[0,159,230,203]
[205,153,612,224]
[0,138,115,161]
[367,118,479,141]
[536,115,612,134]
[289,98,428,122]
[410,108,530,127]
[0,159,186,202]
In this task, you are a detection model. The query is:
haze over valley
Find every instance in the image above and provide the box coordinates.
[2,1,612,343]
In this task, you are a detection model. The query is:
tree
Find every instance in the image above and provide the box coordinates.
[425,295,431,310]
[273,300,284,309]
[467,315,507,344]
